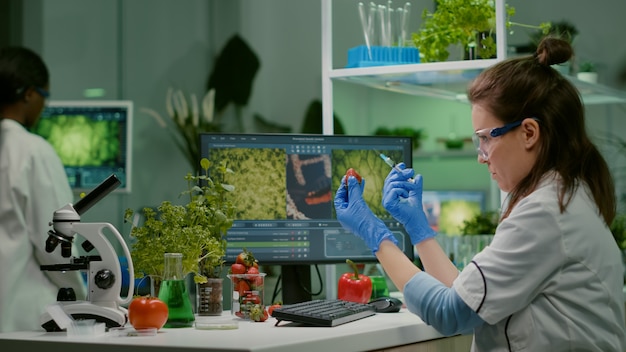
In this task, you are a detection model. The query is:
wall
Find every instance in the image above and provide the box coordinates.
[20,0,217,235]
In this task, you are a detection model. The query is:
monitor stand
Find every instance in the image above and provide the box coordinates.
[281,265,312,304]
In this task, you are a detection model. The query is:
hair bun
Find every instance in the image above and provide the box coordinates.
[535,37,573,66]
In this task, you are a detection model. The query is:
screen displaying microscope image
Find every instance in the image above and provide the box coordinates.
[32,101,133,193]
[199,133,414,265]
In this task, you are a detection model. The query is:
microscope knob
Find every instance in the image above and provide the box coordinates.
[94,269,116,289]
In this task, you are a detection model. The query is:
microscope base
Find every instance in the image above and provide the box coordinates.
[40,301,127,332]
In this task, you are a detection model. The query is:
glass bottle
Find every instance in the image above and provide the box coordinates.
[158,253,195,328]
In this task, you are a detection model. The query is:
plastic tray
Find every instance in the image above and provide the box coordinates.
[346,45,420,68]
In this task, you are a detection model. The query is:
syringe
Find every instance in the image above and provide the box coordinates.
[377,152,414,183]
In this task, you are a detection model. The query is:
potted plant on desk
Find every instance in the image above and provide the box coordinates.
[125,158,236,316]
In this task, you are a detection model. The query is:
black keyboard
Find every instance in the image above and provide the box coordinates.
[272,299,376,327]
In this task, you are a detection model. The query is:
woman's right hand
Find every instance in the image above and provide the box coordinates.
[382,164,436,245]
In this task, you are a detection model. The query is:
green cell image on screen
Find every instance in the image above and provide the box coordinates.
[32,114,122,167]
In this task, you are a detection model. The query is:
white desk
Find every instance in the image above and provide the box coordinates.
[0,309,472,352]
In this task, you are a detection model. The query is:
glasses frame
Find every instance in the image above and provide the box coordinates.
[35,87,50,99]
[472,118,538,160]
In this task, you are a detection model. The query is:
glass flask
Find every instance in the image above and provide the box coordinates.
[158,253,195,328]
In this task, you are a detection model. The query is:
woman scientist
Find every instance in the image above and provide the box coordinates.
[0,46,87,332]
[335,37,626,350]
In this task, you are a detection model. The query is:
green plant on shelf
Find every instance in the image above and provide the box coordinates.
[373,126,426,150]
[578,61,596,73]
[459,211,500,236]
[412,0,551,62]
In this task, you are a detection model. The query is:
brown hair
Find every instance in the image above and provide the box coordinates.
[467,37,616,226]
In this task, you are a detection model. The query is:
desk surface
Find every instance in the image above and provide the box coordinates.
[0,309,454,352]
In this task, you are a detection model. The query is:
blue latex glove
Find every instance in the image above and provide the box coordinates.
[334,175,398,253]
[382,163,436,245]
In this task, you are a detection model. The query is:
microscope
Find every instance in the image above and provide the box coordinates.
[39,175,135,331]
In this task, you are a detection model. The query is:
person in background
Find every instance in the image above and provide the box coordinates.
[335,37,626,351]
[0,46,86,332]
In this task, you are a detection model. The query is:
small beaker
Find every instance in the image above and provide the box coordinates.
[227,273,266,320]
[158,253,195,328]
[196,278,223,316]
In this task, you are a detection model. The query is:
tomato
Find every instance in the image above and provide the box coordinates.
[128,296,168,330]
[231,263,246,275]
[345,168,362,186]
[267,304,282,317]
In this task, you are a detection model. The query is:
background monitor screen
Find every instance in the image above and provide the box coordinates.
[32,100,133,193]
[422,190,486,235]
[199,133,415,265]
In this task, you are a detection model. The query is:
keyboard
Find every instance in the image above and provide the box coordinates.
[272,299,376,327]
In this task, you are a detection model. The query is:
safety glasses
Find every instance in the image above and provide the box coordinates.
[471,118,538,160]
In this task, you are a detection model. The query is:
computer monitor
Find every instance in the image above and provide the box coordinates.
[32,100,133,193]
[199,133,414,303]
[422,190,486,235]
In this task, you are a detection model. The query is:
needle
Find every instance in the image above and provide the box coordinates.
[375,150,414,183]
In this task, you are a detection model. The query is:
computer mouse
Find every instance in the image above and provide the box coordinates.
[368,296,402,313]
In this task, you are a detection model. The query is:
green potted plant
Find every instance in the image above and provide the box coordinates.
[459,210,500,236]
[611,214,626,251]
[373,126,426,150]
[124,158,236,315]
[412,0,551,62]
[576,61,598,84]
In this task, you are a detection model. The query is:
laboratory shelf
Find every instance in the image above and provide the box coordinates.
[329,59,498,103]
[329,59,626,105]
[566,76,626,105]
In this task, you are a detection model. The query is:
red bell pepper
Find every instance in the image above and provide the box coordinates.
[337,259,372,304]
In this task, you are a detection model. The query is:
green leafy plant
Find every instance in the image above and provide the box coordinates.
[412,0,551,62]
[373,126,426,150]
[611,214,626,251]
[459,210,500,235]
[578,61,596,73]
[124,158,236,284]
[529,20,578,50]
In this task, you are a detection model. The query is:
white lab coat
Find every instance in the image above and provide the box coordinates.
[0,119,86,332]
[454,172,626,351]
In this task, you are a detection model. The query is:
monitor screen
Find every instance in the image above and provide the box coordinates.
[32,100,133,193]
[199,133,415,265]
[422,190,486,235]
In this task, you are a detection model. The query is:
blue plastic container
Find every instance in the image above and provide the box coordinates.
[346,45,420,68]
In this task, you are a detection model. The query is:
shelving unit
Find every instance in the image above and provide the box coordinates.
[321,0,509,133]
[321,0,626,132]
